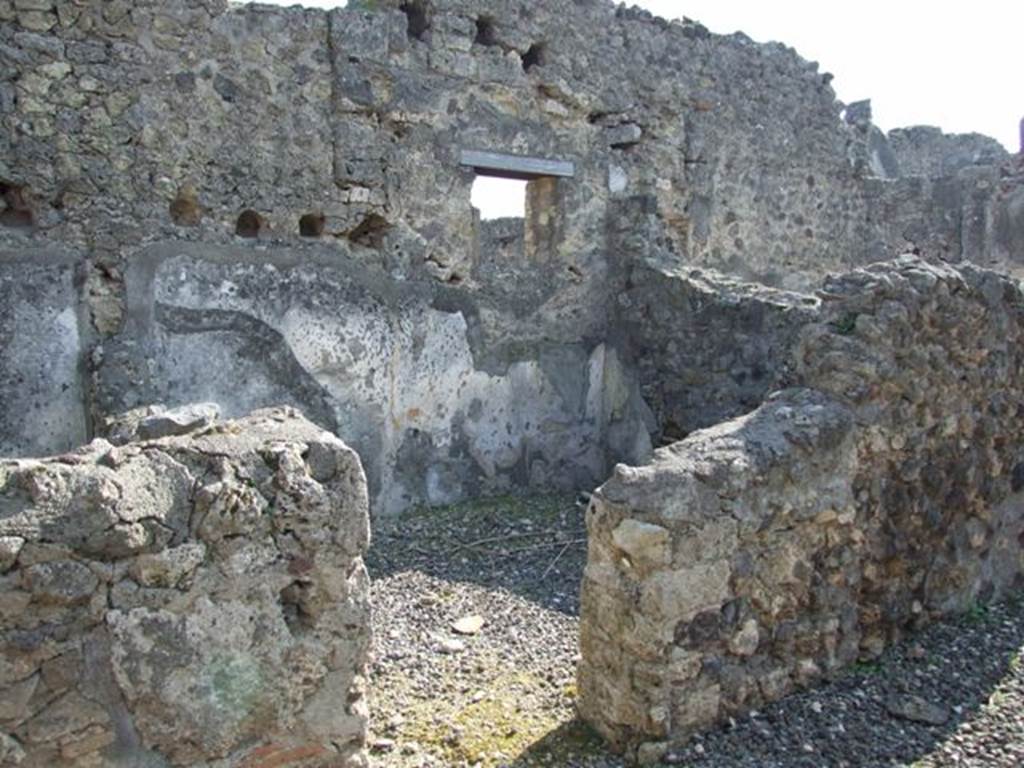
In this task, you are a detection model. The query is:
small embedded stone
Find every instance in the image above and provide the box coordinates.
[129,543,206,589]
[213,73,240,103]
[728,619,760,657]
[0,674,39,721]
[0,734,26,766]
[605,122,643,148]
[22,560,98,606]
[0,536,25,571]
[16,10,55,32]
[611,519,669,571]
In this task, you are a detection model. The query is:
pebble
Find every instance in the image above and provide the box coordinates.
[453,615,486,635]
[886,694,951,726]
[438,638,466,654]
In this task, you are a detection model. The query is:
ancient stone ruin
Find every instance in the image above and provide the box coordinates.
[579,259,1024,761]
[0,408,371,766]
[1,0,1022,765]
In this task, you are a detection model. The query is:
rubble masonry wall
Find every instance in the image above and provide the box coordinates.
[2,0,1020,512]
[578,258,1024,762]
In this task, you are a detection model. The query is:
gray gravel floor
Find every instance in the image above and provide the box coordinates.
[365,495,1024,767]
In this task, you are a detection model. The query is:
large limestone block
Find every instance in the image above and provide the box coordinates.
[0,408,371,767]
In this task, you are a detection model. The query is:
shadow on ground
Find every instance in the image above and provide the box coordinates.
[500,597,1024,767]
[507,718,609,766]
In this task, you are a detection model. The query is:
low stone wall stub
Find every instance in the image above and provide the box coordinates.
[0,407,371,767]
[578,389,858,763]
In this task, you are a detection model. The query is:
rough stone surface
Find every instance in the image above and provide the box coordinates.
[0,0,1022,755]
[579,389,858,763]
[579,258,1024,762]
[886,694,951,726]
[105,401,220,444]
[617,262,820,441]
[0,408,371,767]
[887,126,1009,178]
[0,0,1020,510]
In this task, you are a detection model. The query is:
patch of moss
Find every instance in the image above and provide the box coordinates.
[396,669,605,767]
[966,601,991,625]
[851,659,884,676]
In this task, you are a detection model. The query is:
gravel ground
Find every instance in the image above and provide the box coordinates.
[365,494,1024,767]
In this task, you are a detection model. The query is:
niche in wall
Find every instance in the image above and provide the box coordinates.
[0,181,33,229]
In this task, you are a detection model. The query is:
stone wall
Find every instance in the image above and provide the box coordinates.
[887,126,1009,179]
[989,163,1024,273]
[578,258,1024,763]
[579,389,859,764]
[0,0,1020,512]
[799,258,1024,628]
[840,102,1021,274]
[88,241,654,515]
[0,408,371,767]
[477,216,525,267]
[616,259,819,442]
[0,0,862,282]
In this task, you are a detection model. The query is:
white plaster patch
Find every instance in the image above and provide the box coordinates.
[608,165,629,194]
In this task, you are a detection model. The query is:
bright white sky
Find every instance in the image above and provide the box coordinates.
[258,0,1022,217]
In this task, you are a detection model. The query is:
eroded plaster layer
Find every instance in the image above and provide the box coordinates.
[0,246,86,457]
[90,243,652,514]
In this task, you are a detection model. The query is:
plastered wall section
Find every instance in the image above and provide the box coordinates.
[90,243,654,515]
[0,247,87,457]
